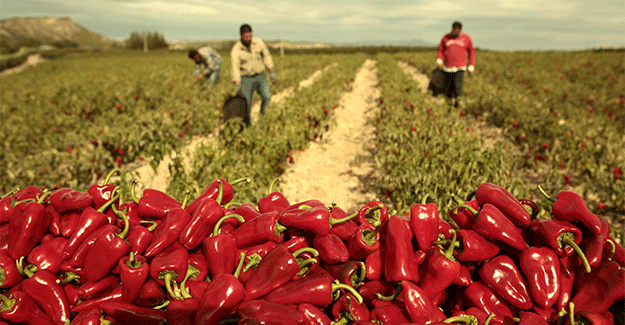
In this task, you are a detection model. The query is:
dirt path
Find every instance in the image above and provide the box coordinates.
[0,54,47,76]
[279,59,380,210]
[124,63,338,193]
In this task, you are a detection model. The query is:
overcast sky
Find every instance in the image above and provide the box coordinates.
[2,0,624,51]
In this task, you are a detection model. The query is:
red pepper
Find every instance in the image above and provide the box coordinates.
[195,252,246,324]
[77,274,120,300]
[131,180,182,219]
[331,292,370,323]
[258,178,291,214]
[98,301,165,325]
[463,280,515,323]
[8,194,51,260]
[365,245,384,280]
[323,260,367,288]
[556,254,578,311]
[118,252,149,303]
[13,186,43,201]
[127,224,154,256]
[70,286,124,314]
[284,236,311,253]
[149,241,189,298]
[562,302,615,325]
[570,257,625,314]
[62,187,120,260]
[357,201,388,225]
[384,216,420,283]
[453,264,473,287]
[61,224,118,270]
[144,206,192,257]
[203,214,245,277]
[358,279,396,304]
[237,299,307,324]
[0,291,55,325]
[298,303,332,325]
[186,253,209,283]
[86,169,119,209]
[313,233,350,264]
[0,224,9,254]
[239,241,279,260]
[542,188,604,236]
[27,236,68,274]
[348,222,381,261]
[135,279,167,308]
[479,254,533,310]
[0,192,16,225]
[180,181,226,250]
[518,246,561,309]
[165,298,199,325]
[279,204,356,236]
[581,216,610,269]
[518,311,549,325]
[453,229,500,262]
[418,229,460,299]
[528,218,589,265]
[401,280,446,324]
[0,252,22,288]
[233,203,262,221]
[70,307,106,325]
[49,187,94,213]
[245,245,318,301]
[329,206,359,240]
[475,182,531,227]
[370,304,411,324]
[59,210,82,238]
[410,196,441,251]
[21,269,71,325]
[462,202,528,251]
[187,177,250,215]
[265,272,362,306]
[231,211,287,248]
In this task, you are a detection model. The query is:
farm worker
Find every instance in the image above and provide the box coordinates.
[435,21,475,108]
[231,23,276,124]
[188,45,222,89]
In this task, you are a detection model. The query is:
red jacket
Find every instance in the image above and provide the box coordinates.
[437,32,475,72]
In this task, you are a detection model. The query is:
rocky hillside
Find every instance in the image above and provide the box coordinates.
[0,16,112,53]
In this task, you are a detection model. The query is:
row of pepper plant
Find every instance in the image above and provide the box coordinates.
[0,49,337,193]
[393,50,625,222]
[165,53,368,204]
[371,53,527,217]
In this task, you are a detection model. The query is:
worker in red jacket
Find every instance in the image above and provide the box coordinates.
[435,21,475,108]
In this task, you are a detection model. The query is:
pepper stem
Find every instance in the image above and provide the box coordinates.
[180,265,199,299]
[152,300,170,310]
[181,190,191,209]
[376,282,402,301]
[242,253,262,273]
[224,201,240,210]
[569,302,575,325]
[483,314,495,325]
[443,315,477,325]
[562,236,591,273]
[126,252,142,269]
[57,271,81,284]
[97,186,121,213]
[421,193,431,205]
[605,239,616,261]
[1,189,17,199]
[212,214,245,237]
[233,252,246,279]
[364,203,384,223]
[215,180,224,205]
[538,185,556,203]
[444,229,457,260]
[0,294,15,313]
[162,272,182,300]
[456,202,478,216]
[356,261,366,283]
[268,178,280,195]
[103,169,121,184]
[36,189,51,203]
[363,225,382,242]
[230,177,251,186]
[297,258,318,269]
[274,220,288,236]
[116,205,130,240]
[293,247,319,259]
[330,210,358,226]
[130,179,140,204]
[332,283,364,304]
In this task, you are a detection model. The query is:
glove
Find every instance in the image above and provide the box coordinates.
[270,71,277,83]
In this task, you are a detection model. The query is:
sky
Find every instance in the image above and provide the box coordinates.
[1,0,624,51]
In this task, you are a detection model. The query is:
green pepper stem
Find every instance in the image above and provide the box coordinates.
[101,319,114,325]
[538,185,556,203]
[116,205,130,240]
[293,247,319,259]
[36,189,51,203]
[181,190,191,210]
[103,169,121,184]
[562,236,591,273]
[162,272,182,300]
[376,282,402,301]
[356,261,366,283]
[569,302,575,325]
[443,315,478,325]
[130,179,140,204]
[126,252,142,269]
[268,178,280,195]
[97,186,121,213]
[215,180,224,205]
[230,177,251,186]
[363,225,382,242]
[605,239,616,261]
[456,202,478,216]
[242,253,262,273]
[297,258,318,269]
[224,201,240,209]
[275,221,288,236]
[364,203,384,223]
[333,318,349,325]
[233,252,246,279]
[483,314,495,325]
[152,300,170,310]
[330,210,358,226]
[421,193,431,205]
[57,272,81,284]
[332,283,364,304]
[1,189,17,199]
[180,266,199,299]
[212,214,245,237]
[0,294,15,313]
[444,229,457,260]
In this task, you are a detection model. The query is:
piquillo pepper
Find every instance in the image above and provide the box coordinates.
[384,216,420,283]
[27,235,68,274]
[232,211,287,248]
[410,195,441,251]
[77,274,120,300]
[479,254,533,310]
[298,303,332,325]
[180,181,225,250]
[278,204,356,236]
[475,182,531,227]
[144,205,192,258]
[0,291,55,325]
[21,269,71,325]
[452,228,500,262]
[418,229,460,299]
[324,260,366,288]
[258,178,291,214]
[131,180,182,219]
[448,198,479,229]
[237,299,307,324]
[348,222,381,261]
[401,280,446,324]
[8,193,51,260]
[118,252,149,303]
[149,241,189,298]
[463,280,515,323]
[539,187,604,236]
[313,233,350,264]
[570,254,625,314]
[98,301,165,325]
[329,206,359,240]
[265,272,362,306]
[49,187,94,213]
[461,202,528,251]
[0,252,22,288]
[86,169,119,209]
[203,214,246,277]
[357,201,388,226]
[580,216,610,269]
[528,218,591,273]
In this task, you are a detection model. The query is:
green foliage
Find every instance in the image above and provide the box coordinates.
[126,31,168,50]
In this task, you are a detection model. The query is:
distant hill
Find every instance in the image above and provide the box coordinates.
[351,38,435,48]
[0,16,113,53]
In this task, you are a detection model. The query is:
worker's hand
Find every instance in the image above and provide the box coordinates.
[270,71,277,84]
[195,73,204,83]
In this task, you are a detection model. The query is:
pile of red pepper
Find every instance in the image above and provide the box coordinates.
[1,173,623,325]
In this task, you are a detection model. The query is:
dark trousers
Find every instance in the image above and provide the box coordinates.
[444,70,465,100]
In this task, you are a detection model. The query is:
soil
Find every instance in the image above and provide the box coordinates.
[0,54,47,76]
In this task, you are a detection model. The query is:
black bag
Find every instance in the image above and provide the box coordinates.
[222,89,249,126]
[427,68,447,96]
